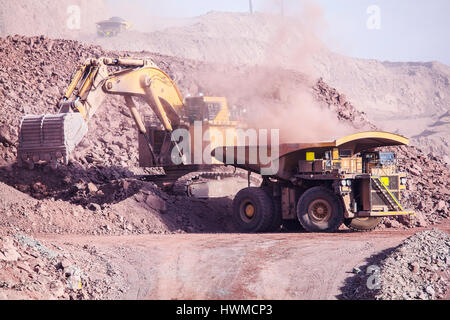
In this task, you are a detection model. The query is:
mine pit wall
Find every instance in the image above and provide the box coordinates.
[0,0,108,38]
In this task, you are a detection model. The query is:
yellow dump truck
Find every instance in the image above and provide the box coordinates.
[96,17,132,37]
[215,131,414,233]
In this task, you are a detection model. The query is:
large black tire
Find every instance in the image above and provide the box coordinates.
[266,197,283,232]
[232,187,274,233]
[297,186,344,232]
[344,217,384,231]
[282,219,304,232]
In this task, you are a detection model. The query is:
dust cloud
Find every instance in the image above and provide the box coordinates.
[1,0,354,144]
[256,1,352,143]
[193,1,354,143]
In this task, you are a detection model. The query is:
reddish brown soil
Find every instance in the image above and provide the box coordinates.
[36,220,450,300]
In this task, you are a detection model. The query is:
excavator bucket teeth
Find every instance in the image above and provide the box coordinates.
[17,113,88,167]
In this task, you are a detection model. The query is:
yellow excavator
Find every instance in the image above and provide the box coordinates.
[18,57,240,170]
[18,57,252,197]
[17,57,414,233]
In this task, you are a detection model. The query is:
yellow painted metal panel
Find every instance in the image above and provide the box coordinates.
[306,152,315,161]
[204,97,230,122]
[332,148,339,160]
[335,131,409,147]
[369,210,414,216]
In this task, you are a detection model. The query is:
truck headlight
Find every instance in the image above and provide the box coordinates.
[340,179,352,187]
[400,177,407,185]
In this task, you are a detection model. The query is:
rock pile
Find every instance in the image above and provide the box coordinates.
[313,78,376,131]
[0,176,174,236]
[342,229,449,300]
[0,234,93,299]
[396,147,449,226]
[377,229,449,300]
[0,174,234,237]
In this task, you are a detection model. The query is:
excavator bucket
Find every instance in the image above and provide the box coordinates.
[17,113,88,168]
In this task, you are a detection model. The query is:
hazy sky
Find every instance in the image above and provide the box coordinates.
[108,0,450,64]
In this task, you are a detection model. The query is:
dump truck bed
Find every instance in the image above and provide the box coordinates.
[212,131,409,179]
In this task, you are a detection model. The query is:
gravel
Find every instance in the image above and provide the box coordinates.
[341,229,449,300]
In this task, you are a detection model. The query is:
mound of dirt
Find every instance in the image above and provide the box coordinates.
[0,177,170,236]
[411,110,450,164]
[0,232,130,300]
[313,78,375,130]
[341,229,449,300]
[395,147,449,226]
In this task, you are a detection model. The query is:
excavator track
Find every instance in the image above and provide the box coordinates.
[172,171,262,196]
[138,166,261,197]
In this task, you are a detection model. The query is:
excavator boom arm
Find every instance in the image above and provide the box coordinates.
[17,57,186,168]
[61,57,184,130]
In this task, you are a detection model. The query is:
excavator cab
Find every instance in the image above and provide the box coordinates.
[139,95,241,167]
[184,96,231,123]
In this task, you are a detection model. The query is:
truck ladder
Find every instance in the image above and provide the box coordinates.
[371,177,404,211]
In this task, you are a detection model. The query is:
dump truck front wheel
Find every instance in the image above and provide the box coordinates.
[297,187,344,232]
[344,217,383,231]
[232,187,274,233]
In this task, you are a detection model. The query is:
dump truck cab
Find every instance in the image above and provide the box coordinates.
[281,132,413,232]
[297,147,410,219]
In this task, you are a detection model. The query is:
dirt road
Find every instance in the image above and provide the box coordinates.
[38,222,450,300]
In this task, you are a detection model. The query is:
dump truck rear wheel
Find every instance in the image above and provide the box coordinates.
[266,197,282,232]
[232,187,274,233]
[344,217,383,231]
[297,187,344,232]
